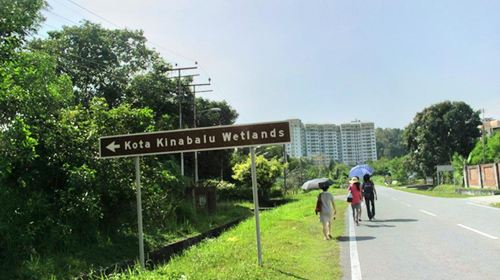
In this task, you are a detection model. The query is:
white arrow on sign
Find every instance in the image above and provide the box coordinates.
[106,141,120,152]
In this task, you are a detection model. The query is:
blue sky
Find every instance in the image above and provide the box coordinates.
[39,0,500,128]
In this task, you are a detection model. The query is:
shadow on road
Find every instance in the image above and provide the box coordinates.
[371,218,418,222]
[336,236,376,242]
[364,224,396,228]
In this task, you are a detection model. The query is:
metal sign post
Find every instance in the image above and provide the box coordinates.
[99,120,291,268]
[135,157,145,269]
[250,147,263,266]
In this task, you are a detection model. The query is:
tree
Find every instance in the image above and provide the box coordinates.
[0,51,73,188]
[232,155,284,201]
[404,101,481,177]
[376,128,406,159]
[30,21,161,106]
[0,0,46,60]
[195,98,239,181]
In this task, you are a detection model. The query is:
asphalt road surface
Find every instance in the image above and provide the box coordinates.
[340,186,500,280]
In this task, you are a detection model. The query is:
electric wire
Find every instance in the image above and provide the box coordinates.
[61,0,211,78]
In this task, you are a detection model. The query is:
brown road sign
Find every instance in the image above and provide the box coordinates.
[99,121,291,159]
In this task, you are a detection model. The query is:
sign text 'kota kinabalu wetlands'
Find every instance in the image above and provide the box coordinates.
[99,121,291,159]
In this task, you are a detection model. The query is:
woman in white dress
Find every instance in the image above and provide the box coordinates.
[317,185,336,240]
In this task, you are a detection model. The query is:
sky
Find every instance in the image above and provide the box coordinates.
[39,0,500,128]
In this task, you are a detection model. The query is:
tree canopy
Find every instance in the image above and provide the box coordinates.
[1,4,240,276]
[376,128,406,159]
[404,101,481,177]
[30,21,165,107]
[0,0,46,60]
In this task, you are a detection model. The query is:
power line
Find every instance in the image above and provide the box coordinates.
[61,0,207,75]
[44,9,80,25]
[39,2,212,93]
[51,0,85,19]
[64,0,120,28]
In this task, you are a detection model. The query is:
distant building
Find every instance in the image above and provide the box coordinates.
[305,124,341,166]
[285,119,377,165]
[480,119,500,136]
[285,119,307,158]
[340,121,377,165]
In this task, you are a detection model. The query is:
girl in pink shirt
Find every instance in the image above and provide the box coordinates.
[348,177,363,226]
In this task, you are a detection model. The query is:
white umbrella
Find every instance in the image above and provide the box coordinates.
[301,178,333,191]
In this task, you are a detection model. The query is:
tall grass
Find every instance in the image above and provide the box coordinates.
[3,200,252,279]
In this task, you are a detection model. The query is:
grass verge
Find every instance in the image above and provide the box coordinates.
[105,192,348,280]
[491,203,500,208]
[394,184,472,198]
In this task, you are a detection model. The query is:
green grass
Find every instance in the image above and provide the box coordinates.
[491,203,500,208]
[5,200,253,280]
[330,188,349,196]
[394,184,472,198]
[104,192,348,280]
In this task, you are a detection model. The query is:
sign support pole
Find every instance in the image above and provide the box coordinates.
[135,156,145,269]
[250,147,263,266]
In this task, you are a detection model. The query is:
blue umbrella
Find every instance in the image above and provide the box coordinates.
[349,164,374,179]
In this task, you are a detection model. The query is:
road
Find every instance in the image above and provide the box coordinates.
[340,186,500,280]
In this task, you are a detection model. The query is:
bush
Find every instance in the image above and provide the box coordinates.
[202,179,252,201]
[232,155,284,201]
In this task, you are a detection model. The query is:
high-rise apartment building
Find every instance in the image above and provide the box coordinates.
[305,124,341,166]
[340,121,377,165]
[285,119,377,165]
[285,119,307,158]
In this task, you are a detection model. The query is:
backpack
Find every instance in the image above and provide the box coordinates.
[363,182,374,198]
[315,193,322,215]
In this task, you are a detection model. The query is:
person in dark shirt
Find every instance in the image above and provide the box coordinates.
[362,174,377,221]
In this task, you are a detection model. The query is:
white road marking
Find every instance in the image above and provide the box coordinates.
[419,210,437,217]
[349,208,362,280]
[457,224,498,240]
[466,202,500,211]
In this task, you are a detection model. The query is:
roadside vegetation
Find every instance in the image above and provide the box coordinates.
[1,1,497,279]
[393,184,473,198]
[4,200,253,279]
[103,192,348,280]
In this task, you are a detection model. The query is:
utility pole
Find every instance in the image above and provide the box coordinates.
[166,65,198,176]
[189,80,212,185]
[283,144,288,193]
[481,108,486,163]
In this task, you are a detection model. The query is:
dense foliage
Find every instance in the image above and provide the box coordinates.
[232,154,284,201]
[468,132,500,165]
[0,0,46,60]
[0,1,240,277]
[404,101,481,177]
[375,128,406,159]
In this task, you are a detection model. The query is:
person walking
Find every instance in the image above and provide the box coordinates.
[362,174,377,221]
[316,184,336,240]
[348,177,363,226]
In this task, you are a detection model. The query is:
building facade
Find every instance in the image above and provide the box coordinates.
[285,119,307,158]
[480,119,500,136]
[305,124,341,166]
[285,119,377,165]
[340,121,377,165]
